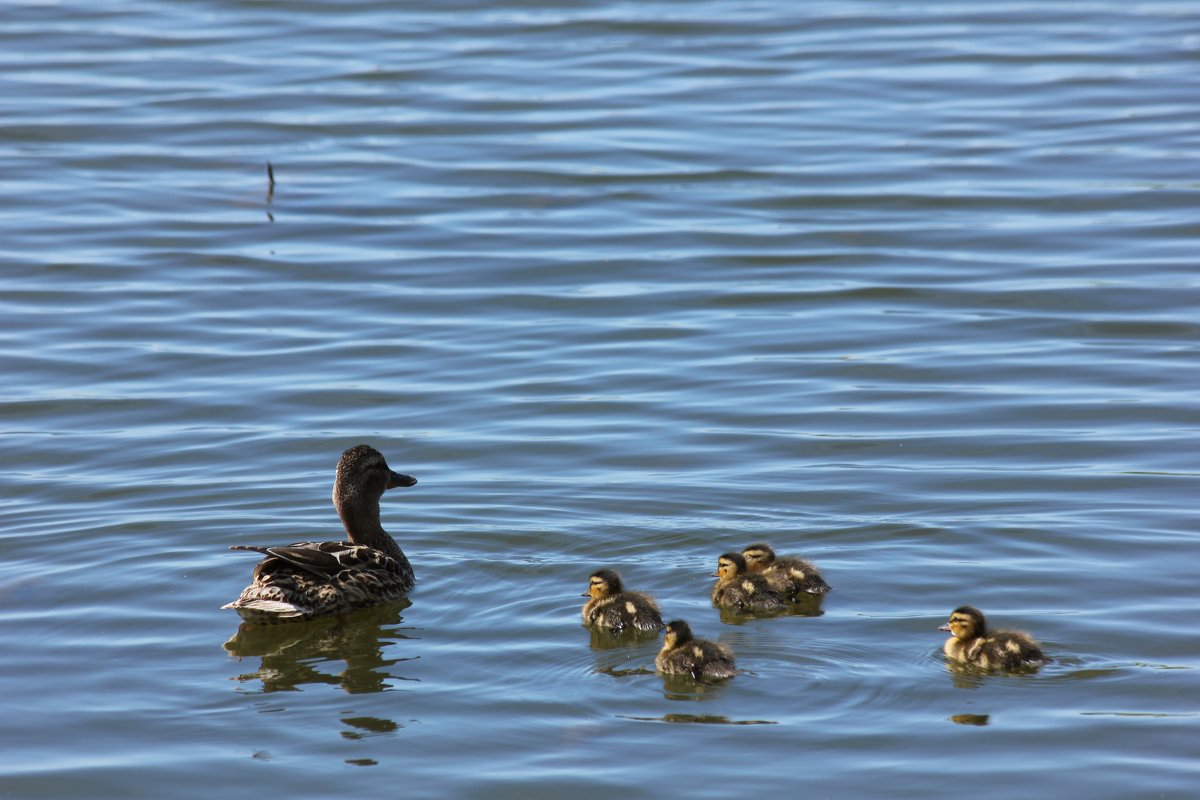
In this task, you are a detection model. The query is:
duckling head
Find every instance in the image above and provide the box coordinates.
[662,619,694,650]
[712,552,748,581]
[333,444,416,512]
[583,568,623,600]
[939,606,987,640]
[740,543,776,572]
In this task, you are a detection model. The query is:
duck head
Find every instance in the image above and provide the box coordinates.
[712,552,748,580]
[331,444,416,534]
[740,543,776,572]
[583,569,623,600]
[939,606,987,639]
[662,619,693,650]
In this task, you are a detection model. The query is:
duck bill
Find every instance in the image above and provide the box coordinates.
[388,471,417,489]
[937,623,951,631]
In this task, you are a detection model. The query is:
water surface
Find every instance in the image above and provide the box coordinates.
[1,1,1197,798]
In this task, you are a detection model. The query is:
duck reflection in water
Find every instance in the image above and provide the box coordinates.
[586,624,662,652]
[657,670,735,701]
[224,600,417,694]
[715,596,824,626]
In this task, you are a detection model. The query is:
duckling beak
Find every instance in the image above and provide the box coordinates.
[938,623,951,631]
[388,471,417,489]
[710,570,720,577]
[580,592,591,597]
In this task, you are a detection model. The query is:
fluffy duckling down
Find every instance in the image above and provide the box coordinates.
[741,542,830,597]
[939,606,1045,670]
[655,620,736,681]
[711,552,787,612]
[223,444,417,624]
[581,569,665,633]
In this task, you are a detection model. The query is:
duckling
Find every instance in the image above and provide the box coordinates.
[223,444,418,624]
[939,606,1045,670]
[741,542,830,598]
[581,569,665,633]
[655,620,736,681]
[710,552,787,612]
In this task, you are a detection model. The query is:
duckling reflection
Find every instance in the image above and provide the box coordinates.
[581,568,664,633]
[710,552,787,612]
[938,606,1045,671]
[741,543,830,598]
[620,713,777,725]
[224,600,417,693]
[587,625,664,652]
[949,714,990,726]
[340,716,401,740]
[655,620,736,682]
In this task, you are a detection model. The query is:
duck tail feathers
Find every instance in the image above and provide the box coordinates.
[222,598,311,622]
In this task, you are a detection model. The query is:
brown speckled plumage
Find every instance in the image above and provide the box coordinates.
[223,444,417,624]
[710,552,787,611]
[581,568,664,632]
[939,606,1045,670]
[741,543,830,598]
[655,620,736,681]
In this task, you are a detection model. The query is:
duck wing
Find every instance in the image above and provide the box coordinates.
[230,540,360,579]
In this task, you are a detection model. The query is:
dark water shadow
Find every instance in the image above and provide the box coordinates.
[658,671,737,701]
[716,595,826,625]
[340,715,401,739]
[595,664,657,679]
[584,624,662,652]
[620,714,777,725]
[942,657,1044,689]
[949,713,990,726]
[584,625,662,680]
[224,600,418,694]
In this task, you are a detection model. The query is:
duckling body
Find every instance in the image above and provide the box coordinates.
[655,620,736,681]
[223,444,417,624]
[939,606,1045,670]
[710,552,787,611]
[741,543,830,598]
[581,569,665,632]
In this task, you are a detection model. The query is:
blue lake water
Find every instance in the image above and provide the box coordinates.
[1,1,1197,797]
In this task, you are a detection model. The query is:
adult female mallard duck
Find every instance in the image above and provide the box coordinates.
[223,444,418,624]
[939,606,1046,670]
[655,620,736,681]
[741,542,830,598]
[711,551,787,612]
[581,569,665,632]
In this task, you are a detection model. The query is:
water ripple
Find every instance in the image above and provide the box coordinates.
[2,1,1198,798]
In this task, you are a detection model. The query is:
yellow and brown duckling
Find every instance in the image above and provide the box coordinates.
[223,444,418,624]
[741,542,830,598]
[939,606,1045,670]
[655,620,736,681]
[710,552,787,612]
[581,569,665,633]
